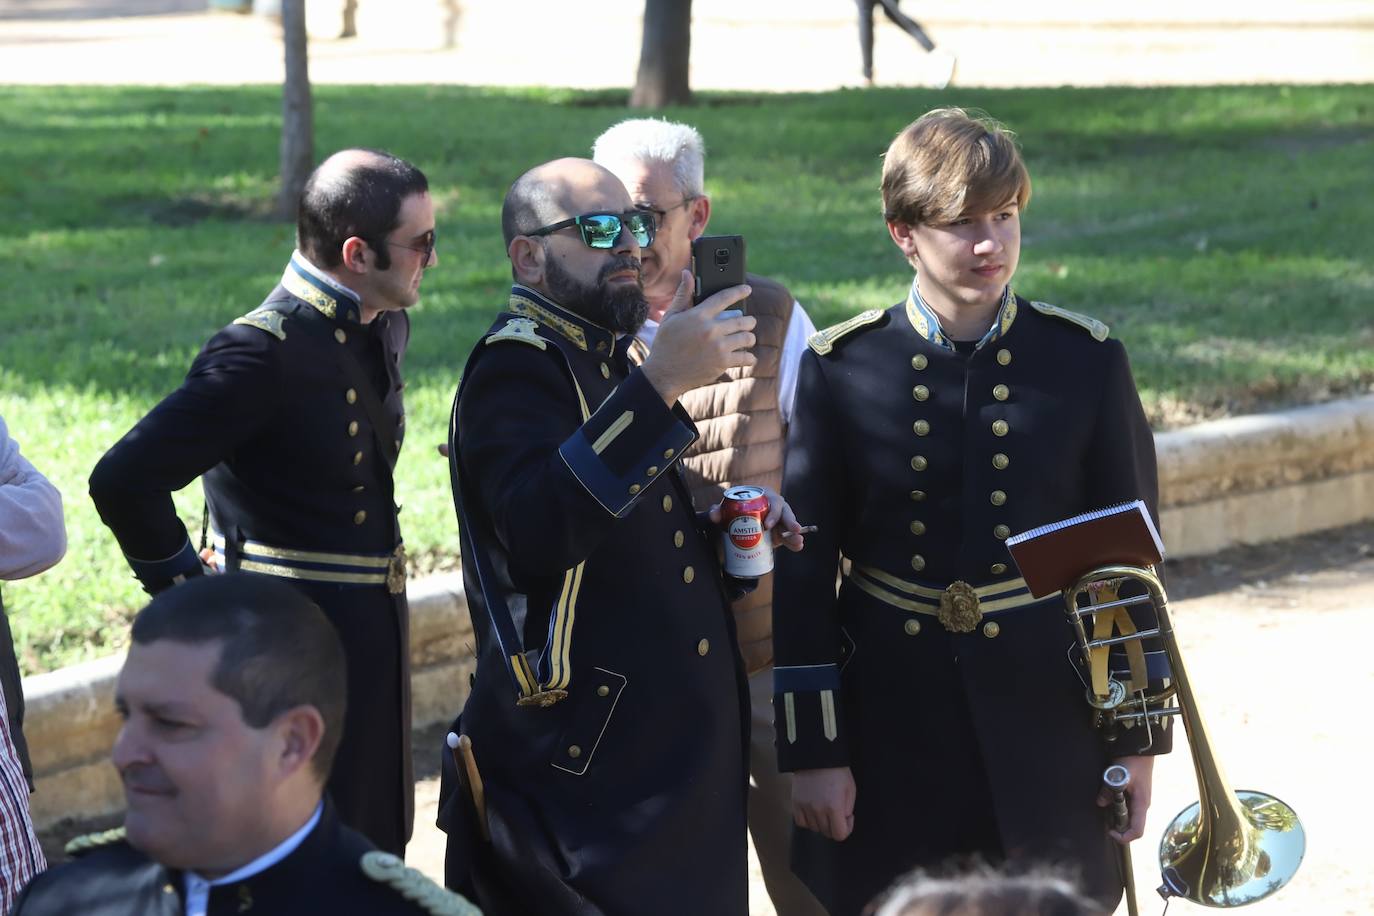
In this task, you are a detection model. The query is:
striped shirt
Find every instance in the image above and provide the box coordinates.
[0,683,44,911]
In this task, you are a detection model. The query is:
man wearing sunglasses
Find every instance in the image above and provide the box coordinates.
[90,148,437,858]
[441,157,807,915]
[592,118,825,916]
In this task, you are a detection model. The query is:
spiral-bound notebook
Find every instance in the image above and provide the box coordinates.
[1006,500,1165,598]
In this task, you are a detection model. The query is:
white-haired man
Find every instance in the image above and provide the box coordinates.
[593,119,823,916]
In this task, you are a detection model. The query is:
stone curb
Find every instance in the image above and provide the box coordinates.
[21,394,1374,832]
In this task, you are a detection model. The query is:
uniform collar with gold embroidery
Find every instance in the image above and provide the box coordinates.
[282,252,364,324]
[506,284,617,355]
[905,277,1018,352]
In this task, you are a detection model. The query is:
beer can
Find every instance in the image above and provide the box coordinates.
[720,486,773,577]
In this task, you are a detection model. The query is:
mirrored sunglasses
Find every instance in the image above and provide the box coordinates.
[527,211,655,250]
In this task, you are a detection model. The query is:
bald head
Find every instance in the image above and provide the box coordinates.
[501,158,632,248]
[297,147,429,270]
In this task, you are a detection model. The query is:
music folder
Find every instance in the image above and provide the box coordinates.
[1006,500,1166,598]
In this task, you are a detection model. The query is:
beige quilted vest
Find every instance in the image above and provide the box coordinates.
[632,274,794,674]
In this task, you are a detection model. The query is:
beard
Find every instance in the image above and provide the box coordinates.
[544,253,648,335]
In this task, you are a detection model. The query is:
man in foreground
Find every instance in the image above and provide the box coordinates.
[440,157,804,915]
[772,108,1172,914]
[11,574,477,915]
[89,148,436,854]
[592,118,824,916]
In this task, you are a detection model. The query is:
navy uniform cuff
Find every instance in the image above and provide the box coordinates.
[558,368,696,518]
[126,538,204,594]
[773,664,849,771]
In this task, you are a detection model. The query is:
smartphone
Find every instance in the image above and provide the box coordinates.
[692,235,747,307]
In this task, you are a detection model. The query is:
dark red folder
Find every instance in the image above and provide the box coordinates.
[1006,500,1166,598]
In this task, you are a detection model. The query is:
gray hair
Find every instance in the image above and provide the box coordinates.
[592,118,706,199]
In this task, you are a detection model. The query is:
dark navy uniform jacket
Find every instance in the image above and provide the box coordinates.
[439,286,750,916]
[88,255,414,854]
[772,287,1172,915]
[10,801,478,915]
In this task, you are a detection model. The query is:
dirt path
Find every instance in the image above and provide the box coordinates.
[1,0,1371,90]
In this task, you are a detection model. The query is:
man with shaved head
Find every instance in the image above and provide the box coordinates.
[440,158,806,914]
[90,148,438,856]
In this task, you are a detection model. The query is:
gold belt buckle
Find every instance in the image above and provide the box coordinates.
[387,544,408,595]
[937,580,982,633]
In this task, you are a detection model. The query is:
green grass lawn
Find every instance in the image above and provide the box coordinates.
[2,84,1371,674]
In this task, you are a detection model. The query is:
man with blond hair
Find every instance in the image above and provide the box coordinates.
[772,108,1172,915]
[593,118,823,916]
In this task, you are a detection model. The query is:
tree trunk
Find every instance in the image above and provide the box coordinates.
[276,0,314,220]
[631,0,692,109]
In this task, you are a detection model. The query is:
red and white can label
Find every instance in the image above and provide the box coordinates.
[721,486,773,577]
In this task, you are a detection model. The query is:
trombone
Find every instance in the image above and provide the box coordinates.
[1064,565,1305,910]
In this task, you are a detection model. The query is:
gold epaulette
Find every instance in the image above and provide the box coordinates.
[1030,301,1109,342]
[807,309,885,355]
[360,851,484,915]
[64,826,126,858]
[484,316,547,350]
[233,307,288,341]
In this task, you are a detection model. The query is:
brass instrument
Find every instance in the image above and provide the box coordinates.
[1065,564,1305,909]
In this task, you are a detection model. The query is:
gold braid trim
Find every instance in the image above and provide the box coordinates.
[64,826,126,857]
[360,851,484,915]
[808,308,884,355]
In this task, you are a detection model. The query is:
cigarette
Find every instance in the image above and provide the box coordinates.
[779,525,819,539]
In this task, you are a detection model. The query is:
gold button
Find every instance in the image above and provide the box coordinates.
[348,421,359,437]
[597,685,610,697]
[353,510,367,525]
[673,530,685,548]
[334,328,347,344]
[993,384,1010,401]
[983,621,1001,638]
[163,884,176,895]
[662,495,673,512]
[990,490,1007,506]
[683,566,695,583]
[353,451,364,465]
[599,363,611,379]
[910,354,928,370]
[910,520,926,535]
[910,455,928,471]
[628,483,641,495]
[993,453,1010,470]
[912,385,930,401]
[912,420,930,436]
[903,619,921,636]
[993,524,1010,539]
[346,388,358,404]
[990,562,1008,575]
[911,555,926,572]
[394,439,401,451]
[568,745,582,759]
[663,448,675,459]
[997,348,1012,366]
[697,638,710,656]
[992,419,1009,437]
[910,489,926,501]
[646,466,659,476]
[353,485,365,493]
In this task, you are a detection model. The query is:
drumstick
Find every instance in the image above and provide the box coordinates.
[447,731,490,841]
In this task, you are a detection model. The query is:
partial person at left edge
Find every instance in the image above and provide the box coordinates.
[89,148,439,856]
[0,413,58,909]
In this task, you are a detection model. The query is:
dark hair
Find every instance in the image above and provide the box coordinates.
[297,148,429,271]
[131,574,348,782]
[869,864,1107,916]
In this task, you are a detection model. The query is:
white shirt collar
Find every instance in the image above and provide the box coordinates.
[183,801,323,915]
[291,250,362,304]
